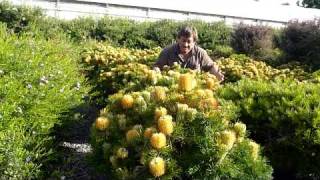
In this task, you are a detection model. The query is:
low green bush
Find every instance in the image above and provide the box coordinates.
[0,24,88,179]
[218,78,320,179]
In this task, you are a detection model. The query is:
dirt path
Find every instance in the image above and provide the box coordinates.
[46,103,108,180]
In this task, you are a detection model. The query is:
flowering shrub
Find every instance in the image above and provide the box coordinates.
[90,63,273,179]
[0,24,88,179]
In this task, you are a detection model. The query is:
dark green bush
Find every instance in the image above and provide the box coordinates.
[0,1,43,33]
[231,24,274,58]
[61,17,97,42]
[95,17,134,45]
[191,20,232,50]
[278,19,320,68]
[0,24,88,179]
[146,19,178,47]
[218,78,320,179]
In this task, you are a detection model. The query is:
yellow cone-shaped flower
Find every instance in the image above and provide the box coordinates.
[149,157,165,177]
[95,117,110,131]
[200,97,219,110]
[144,127,157,139]
[179,73,195,91]
[158,115,173,135]
[249,141,260,161]
[154,107,167,121]
[121,94,134,109]
[116,148,128,159]
[153,87,166,101]
[218,130,236,151]
[126,129,140,142]
[206,78,216,89]
[233,122,246,138]
[150,133,166,149]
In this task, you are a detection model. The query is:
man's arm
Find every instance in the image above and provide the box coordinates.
[153,50,169,70]
[201,51,224,82]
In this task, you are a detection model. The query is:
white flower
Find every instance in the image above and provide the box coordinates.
[39,76,49,85]
[26,84,32,89]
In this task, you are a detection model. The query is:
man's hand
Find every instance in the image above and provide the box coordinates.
[209,64,224,82]
[215,71,224,82]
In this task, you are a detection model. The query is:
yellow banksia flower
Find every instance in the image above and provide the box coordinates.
[116,148,128,159]
[95,117,110,131]
[126,129,140,142]
[233,122,246,138]
[149,157,165,177]
[200,97,219,110]
[179,73,195,91]
[153,86,166,101]
[147,70,158,84]
[195,89,206,98]
[84,56,91,63]
[158,115,173,135]
[204,89,214,98]
[218,130,236,151]
[249,141,260,161]
[121,94,134,109]
[206,78,216,89]
[144,127,157,138]
[109,155,117,167]
[150,133,166,149]
[154,107,167,121]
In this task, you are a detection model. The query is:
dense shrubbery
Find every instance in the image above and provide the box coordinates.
[278,19,320,68]
[0,1,43,33]
[217,54,315,82]
[219,79,320,179]
[0,2,232,50]
[89,62,273,179]
[0,24,88,179]
[231,24,275,59]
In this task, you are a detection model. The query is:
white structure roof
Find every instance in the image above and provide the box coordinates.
[89,0,320,22]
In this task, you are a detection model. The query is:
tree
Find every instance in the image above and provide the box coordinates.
[298,0,320,8]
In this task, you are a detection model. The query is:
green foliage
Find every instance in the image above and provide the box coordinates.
[61,17,97,42]
[145,19,178,48]
[208,45,234,58]
[191,20,232,50]
[218,78,320,178]
[0,24,88,179]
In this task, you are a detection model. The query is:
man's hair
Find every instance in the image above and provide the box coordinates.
[177,26,198,42]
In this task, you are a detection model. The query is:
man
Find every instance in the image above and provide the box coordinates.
[153,26,224,81]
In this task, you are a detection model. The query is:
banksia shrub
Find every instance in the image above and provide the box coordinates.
[90,67,272,179]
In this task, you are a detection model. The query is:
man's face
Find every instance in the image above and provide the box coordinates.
[177,36,195,55]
